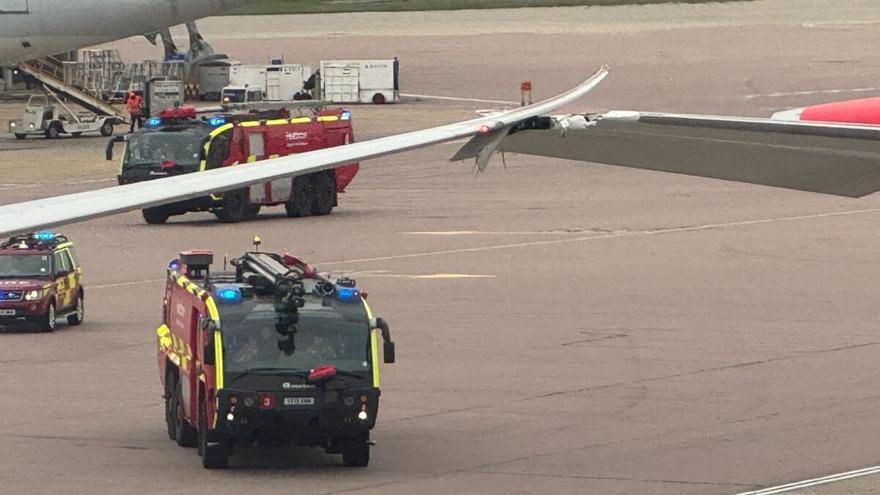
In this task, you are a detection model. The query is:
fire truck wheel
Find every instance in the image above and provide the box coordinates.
[175,379,198,448]
[14,133,25,140]
[45,123,61,139]
[215,189,248,223]
[66,293,84,325]
[286,176,313,218]
[243,204,261,221]
[165,372,178,440]
[142,207,170,225]
[38,303,56,332]
[311,171,335,216]
[372,93,386,105]
[341,436,370,467]
[199,402,229,469]
[100,120,114,137]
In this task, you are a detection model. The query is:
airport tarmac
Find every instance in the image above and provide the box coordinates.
[3,1,880,493]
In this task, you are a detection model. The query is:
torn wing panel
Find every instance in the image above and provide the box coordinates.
[450,125,513,173]
[495,112,880,198]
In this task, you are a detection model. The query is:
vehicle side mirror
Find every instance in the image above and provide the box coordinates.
[105,135,124,161]
[383,341,396,364]
[373,317,396,364]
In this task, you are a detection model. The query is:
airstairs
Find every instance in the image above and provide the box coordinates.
[17,55,128,120]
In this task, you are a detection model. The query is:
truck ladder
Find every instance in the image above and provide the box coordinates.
[17,58,127,120]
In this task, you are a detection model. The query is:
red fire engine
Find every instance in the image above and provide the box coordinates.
[110,105,359,224]
[157,245,395,468]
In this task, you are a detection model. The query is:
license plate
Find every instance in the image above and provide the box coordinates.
[283,397,315,406]
[0,310,15,316]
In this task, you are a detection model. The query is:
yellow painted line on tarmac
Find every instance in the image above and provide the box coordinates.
[85,207,880,290]
[322,207,880,266]
[369,273,495,280]
[90,279,164,290]
[407,230,592,236]
[400,93,519,106]
[341,270,494,280]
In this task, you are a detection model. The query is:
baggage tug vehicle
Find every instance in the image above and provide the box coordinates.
[109,105,359,224]
[156,244,395,468]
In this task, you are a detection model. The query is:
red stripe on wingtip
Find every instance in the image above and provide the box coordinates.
[800,97,880,125]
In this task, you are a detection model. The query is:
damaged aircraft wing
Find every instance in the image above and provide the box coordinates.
[457,111,880,198]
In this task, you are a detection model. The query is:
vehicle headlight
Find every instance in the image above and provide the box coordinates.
[9,122,15,128]
[28,123,35,129]
[24,290,43,301]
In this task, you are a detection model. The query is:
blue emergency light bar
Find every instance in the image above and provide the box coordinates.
[208,116,227,127]
[341,111,352,121]
[335,286,360,302]
[33,231,55,241]
[145,117,162,128]
[213,285,243,304]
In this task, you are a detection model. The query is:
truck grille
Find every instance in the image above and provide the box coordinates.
[0,290,24,301]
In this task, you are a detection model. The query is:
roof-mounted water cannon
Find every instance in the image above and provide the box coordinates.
[274,276,305,353]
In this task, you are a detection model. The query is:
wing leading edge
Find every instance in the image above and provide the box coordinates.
[484,111,880,198]
[0,67,610,237]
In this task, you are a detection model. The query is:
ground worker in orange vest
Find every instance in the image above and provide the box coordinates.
[126,91,144,133]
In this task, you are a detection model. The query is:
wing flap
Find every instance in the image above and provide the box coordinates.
[497,112,880,198]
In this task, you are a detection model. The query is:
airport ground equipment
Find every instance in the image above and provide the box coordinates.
[320,59,399,104]
[144,78,185,117]
[202,63,312,102]
[8,91,121,139]
[0,232,84,332]
[157,246,396,468]
[220,85,264,104]
[16,57,126,120]
[264,64,313,101]
[198,59,239,101]
[109,104,359,224]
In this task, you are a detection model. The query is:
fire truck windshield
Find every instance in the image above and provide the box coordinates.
[221,302,371,376]
[0,254,52,277]
[123,129,208,170]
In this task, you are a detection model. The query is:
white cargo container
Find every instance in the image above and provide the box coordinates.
[228,65,267,95]
[265,64,312,101]
[145,78,184,116]
[198,59,240,101]
[320,59,399,104]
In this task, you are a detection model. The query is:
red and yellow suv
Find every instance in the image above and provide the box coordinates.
[0,232,84,332]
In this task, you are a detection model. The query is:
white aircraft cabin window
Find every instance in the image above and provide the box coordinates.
[0,0,28,14]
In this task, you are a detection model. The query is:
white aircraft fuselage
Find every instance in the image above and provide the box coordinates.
[0,0,246,65]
